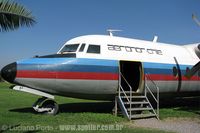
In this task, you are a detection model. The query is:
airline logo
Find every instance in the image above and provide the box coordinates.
[107,44,163,55]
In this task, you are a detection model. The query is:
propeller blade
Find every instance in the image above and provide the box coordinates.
[185,61,200,78]
[192,14,200,27]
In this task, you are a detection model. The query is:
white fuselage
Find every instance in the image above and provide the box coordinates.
[9,35,200,100]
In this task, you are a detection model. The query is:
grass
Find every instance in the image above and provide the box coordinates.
[0,82,199,133]
[159,97,200,119]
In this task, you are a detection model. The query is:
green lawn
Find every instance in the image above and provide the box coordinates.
[0,82,199,133]
[159,96,200,119]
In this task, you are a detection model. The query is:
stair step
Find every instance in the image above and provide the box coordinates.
[130,114,156,119]
[124,101,149,104]
[120,96,146,98]
[118,92,144,96]
[118,91,142,94]
[127,107,152,111]
[116,83,159,119]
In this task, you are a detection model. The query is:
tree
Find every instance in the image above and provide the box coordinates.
[0,0,36,32]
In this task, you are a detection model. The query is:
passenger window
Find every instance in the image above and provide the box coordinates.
[87,45,100,54]
[79,43,86,52]
[186,67,190,73]
[172,66,178,77]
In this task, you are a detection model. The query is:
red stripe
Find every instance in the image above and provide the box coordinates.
[147,74,200,81]
[17,70,118,80]
[17,70,56,78]
[182,76,199,81]
[17,71,200,81]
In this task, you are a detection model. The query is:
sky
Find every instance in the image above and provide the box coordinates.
[1,0,200,69]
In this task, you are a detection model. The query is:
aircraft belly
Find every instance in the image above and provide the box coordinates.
[55,79,118,94]
[181,81,200,92]
[15,78,57,94]
[15,78,118,96]
[147,81,178,93]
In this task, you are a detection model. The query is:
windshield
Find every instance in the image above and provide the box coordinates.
[60,44,79,53]
[37,53,76,58]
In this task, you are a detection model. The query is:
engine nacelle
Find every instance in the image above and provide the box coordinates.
[194,44,200,59]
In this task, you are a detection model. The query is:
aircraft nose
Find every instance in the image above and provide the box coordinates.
[1,62,17,83]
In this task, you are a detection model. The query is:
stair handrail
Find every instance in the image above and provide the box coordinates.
[119,85,130,103]
[119,72,132,118]
[120,72,132,92]
[119,72,132,99]
[145,74,159,119]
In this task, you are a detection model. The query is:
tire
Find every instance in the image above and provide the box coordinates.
[42,100,59,115]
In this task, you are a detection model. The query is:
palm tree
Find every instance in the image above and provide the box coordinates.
[0,0,36,32]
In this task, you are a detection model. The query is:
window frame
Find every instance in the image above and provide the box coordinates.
[86,44,101,54]
[78,43,86,52]
[60,44,80,53]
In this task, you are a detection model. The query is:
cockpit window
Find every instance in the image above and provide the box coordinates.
[79,43,86,52]
[60,44,79,53]
[87,45,100,54]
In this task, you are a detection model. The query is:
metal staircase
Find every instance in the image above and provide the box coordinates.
[114,73,159,120]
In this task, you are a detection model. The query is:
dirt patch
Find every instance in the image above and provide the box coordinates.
[126,118,200,133]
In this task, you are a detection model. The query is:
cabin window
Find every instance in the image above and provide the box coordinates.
[60,44,79,53]
[87,45,100,54]
[79,43,86,52]
[172,66,178,77]
[186,67,190,73]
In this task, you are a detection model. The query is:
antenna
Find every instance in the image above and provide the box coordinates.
[153,35,158,43]
[192,14,200,27]
[107,29,122,36]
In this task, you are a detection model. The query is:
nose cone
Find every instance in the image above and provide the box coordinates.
[1,62,17,83]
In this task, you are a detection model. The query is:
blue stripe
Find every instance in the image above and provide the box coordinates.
[143,62,192,69]
[143,62,192,75]
[144,68,188,75]
[144,68,171,74]
[18,64,118,73]
[17,58,118,66]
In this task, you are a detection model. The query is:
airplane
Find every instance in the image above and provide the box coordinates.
[1,18,200,117]
[1,31,200,115]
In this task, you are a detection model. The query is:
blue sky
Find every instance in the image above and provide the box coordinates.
[1,0,200,69]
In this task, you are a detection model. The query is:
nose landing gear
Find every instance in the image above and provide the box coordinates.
[33,97,59,115]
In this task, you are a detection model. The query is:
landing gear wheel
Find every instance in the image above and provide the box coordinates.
[33,97,59,115]
[42,100,59,115]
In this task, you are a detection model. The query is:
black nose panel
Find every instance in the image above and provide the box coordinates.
[1,62,17,83]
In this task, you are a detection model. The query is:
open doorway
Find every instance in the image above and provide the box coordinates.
[119,61,143,92]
